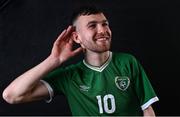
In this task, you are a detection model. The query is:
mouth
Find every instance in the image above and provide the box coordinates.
[95,36,110,41]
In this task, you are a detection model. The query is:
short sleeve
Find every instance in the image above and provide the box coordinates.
[131,56,159,110]
[42,68,69,96]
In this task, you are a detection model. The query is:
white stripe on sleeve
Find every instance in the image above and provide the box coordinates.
[141,96,159,110]
[40,80,54,103]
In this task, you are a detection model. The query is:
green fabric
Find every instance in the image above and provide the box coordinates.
[43,52,158,116]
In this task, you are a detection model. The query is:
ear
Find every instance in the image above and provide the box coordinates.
[72,31,85,49]
[72,31,81,44]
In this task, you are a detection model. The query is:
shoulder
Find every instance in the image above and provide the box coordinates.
[112,52,137,63]
[46,62,83,78]
[64,61,83,72]
[111,52,143,75]
[61,61,84,78]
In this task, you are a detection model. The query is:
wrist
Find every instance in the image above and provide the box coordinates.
[44,55,62,70]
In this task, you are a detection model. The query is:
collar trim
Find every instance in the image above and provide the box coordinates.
[83,52,112,72]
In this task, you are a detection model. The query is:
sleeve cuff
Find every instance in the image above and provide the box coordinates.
[141,96,159,110]
[40,80,54,103]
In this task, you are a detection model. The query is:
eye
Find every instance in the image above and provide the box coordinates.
[88,24,96,29]
[102,22,109,27]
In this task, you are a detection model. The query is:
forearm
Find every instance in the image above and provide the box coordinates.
[3,26,82,104]
[3,55,60,103]
[143,106,156,117]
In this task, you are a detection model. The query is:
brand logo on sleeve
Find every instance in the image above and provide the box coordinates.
[79,85,90,92]
[115,76,130,91]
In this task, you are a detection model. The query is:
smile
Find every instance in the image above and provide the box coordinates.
[96,37,109,41]
[97,38,107,41]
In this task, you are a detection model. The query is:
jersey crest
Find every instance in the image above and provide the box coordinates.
[115,76,130,91]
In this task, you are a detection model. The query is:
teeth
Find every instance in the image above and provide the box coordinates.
[97,38,107,41]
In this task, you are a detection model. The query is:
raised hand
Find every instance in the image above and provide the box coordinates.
[50,26,83,66]
[2,26,82,104]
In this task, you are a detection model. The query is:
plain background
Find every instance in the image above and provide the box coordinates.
[0,0,180,115]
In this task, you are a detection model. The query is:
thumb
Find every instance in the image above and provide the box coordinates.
[72,47,83,56]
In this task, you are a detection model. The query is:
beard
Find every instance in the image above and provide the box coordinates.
[80,31,112,53]
[93,32,111,52]
[82,37,111,53]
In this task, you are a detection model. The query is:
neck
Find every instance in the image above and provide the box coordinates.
[84,51,110,67]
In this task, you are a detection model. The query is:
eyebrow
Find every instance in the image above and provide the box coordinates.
[87,20,109,26]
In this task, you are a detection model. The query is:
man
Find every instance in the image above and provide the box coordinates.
[2,5,159,116]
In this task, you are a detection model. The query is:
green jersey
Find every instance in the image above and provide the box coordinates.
[43,52,159,116]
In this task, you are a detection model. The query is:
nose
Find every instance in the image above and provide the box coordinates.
[97,24,106,34]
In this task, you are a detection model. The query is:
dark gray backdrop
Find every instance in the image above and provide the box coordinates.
[0,0,180,115]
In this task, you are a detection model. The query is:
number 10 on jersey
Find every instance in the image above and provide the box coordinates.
[96,94,116,114]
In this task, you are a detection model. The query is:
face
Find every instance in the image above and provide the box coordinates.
[73,13,112,53]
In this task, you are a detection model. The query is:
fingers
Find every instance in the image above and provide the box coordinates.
[72,47,83,56]
[68,38,73,45]
[54,26,75,45]
[60,26,75,42]
[65,26,75,42]
[54,29,67,46]
[57,29,67,40]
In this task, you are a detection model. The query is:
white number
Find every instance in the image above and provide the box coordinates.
[96,94,116,114]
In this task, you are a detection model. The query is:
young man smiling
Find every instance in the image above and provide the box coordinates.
[3,5,159,116]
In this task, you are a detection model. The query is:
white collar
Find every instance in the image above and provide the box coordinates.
[83,52,112,72]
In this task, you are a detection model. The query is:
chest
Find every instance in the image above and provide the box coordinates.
[69,67,134,98]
